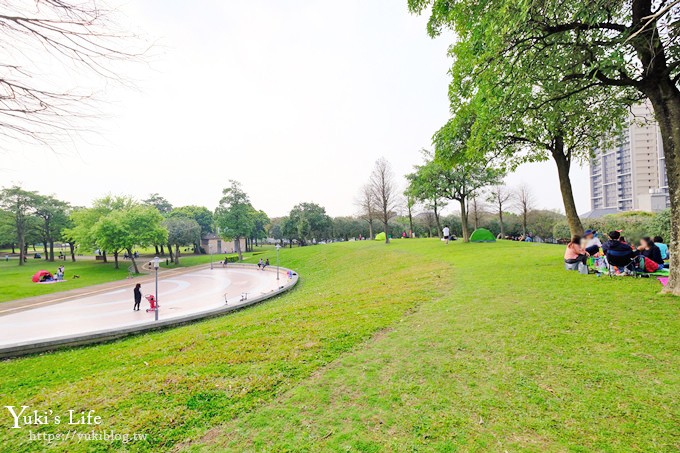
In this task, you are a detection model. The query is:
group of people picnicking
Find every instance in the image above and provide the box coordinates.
[565,229,669,274]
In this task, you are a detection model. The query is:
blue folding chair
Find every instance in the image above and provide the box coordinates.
[604,249,639,277]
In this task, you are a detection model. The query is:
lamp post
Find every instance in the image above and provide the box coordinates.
[276,244,281,280]
[153,256,160,321]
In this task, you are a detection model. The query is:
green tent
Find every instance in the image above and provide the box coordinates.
[469,228,496,242]
[375,232,386,241]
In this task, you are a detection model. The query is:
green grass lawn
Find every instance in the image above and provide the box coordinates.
[0,258,132,303]
[0,246,276,304]
[0,240,677,452]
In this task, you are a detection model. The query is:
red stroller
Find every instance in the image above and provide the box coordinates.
[145,294,158,312]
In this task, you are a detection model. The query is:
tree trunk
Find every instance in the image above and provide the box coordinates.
[235,238,243,261]
[551,137,584,236]
[154,245,159,255]
[102,250,108,263]
[127,248,140,274]
[383,214,390,244]
[522,210,528,237]
[49,241,55,262]
[167,243,174,263]
[113,251,120,269]
[43,241,48,260]
[645,82,680,294]
[69,243,76,262]
[160,244,165,256]
[11,244,15,254]
[18,229,25,266]
[499,211,505,237]
[175,244,180,266]
[433,199,442,237]
[368,220,374,240]
[460,199,470,242]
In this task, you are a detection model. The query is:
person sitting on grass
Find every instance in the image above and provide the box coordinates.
[602,231,633,253]
[653,236,669,260]
[638,237,665,267]
[581,229,602,256]
[564,235,588,266]
[602,230,639,270]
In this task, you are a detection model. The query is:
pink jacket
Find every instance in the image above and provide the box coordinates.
[564,242,586,260]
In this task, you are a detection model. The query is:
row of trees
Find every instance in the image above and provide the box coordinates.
[0,187,217,270]
[355,155,534,243]
[408,0,680,293]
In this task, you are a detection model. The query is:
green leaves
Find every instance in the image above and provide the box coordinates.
[215,180,255,240]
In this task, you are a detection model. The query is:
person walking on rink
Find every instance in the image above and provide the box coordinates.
[133,283,142,311]
[443,225,450,244]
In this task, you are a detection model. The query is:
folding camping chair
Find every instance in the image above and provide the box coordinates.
[604,249,639,277]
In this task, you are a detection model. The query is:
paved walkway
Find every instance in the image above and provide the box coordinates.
[0,265,297,354]
[0,264,201,315]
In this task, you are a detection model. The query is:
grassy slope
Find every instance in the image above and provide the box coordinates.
[202,240,679,452]
[0,241,449,452]
[0,240,677,452]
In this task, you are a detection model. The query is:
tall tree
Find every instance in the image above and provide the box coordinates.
[404,192,416,237]
[167,205,214,254]
[144,193,173,255]
[406,150,448,237]
[164,217,201,266]
[67,196,135,263]
[435,163,499,242]
[357,184,377,240]
[369,157,399,244]
[409,0,680,292]
[0,210,16,253]
[249,210,270,250]
[34,195,71,262]
[468,197,486,231]
[215,181,254,261]
[0,186,39,266]
[281,216,298,248]
[288,202,332,245]
[487,185,512,237]
[119,205,167,274]
[515,184,535,237]
[432,113,503,241]
[143,194,173,215]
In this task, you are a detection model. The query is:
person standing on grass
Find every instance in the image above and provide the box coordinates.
[442,225,450,244]
[133,283,142,311]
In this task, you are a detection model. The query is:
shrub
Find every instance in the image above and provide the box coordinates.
[552,221,571,241]
[650,209,671,243]
[598,211,655,243]
[223,254,240,263]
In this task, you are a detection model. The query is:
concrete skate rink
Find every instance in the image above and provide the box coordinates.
[0,264,298,358]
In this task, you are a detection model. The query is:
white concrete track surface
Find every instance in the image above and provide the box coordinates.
[0,266,295,352]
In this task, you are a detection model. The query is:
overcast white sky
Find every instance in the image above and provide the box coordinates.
[2,0,590,217]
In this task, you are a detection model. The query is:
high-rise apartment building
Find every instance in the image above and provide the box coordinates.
[587,102,669,217]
